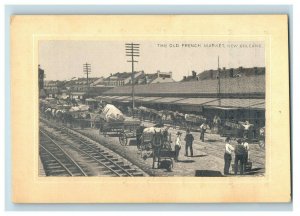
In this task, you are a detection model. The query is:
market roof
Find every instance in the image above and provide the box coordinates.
[103,75,265,98]
[99,95,265,110]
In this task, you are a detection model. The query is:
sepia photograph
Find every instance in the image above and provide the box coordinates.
[11,15,290,203]
[38,40,266,177]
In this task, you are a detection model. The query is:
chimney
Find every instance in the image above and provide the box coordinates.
[183,76,187,80]
[192,71,197,78]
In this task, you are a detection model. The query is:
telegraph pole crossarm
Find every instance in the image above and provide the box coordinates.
[125,43,140,118]
[83,62,91,95]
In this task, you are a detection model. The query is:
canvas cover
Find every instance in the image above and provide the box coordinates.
[100,104,125,122]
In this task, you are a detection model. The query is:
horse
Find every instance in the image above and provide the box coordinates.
[136,125,146,150]
[61,112,74,127]
[89,113,101,128]
[44,108,52,120]
[151,130,163,169]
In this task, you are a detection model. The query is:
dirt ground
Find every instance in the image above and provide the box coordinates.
[75,119,265,177]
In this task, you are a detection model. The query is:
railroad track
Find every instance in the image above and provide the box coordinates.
[39,131,87,176]
[40,119,146,177]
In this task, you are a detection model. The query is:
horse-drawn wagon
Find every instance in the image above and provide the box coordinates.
[97,104,141,145]
[220,120,261,142]
[98,119,141,145]
[139,126,174,171]
[184,114,206,131]
[220,120,244,138]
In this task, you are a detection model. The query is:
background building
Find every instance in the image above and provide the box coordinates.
[38,65,45,90]
[99,73,265,128]
[181,67,265,82]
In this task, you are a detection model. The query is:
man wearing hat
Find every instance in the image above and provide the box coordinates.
[174,131,182,162]
[200,122,208,142]
[234,139,247,175]
[224,137,234,175]
[184,129,194,157]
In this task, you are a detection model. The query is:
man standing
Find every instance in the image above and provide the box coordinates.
[174,131,182,162]
[136,125,145,149]
[184,129,194,157]
[224,137,234,175]
[234,139,247,175]
[241,120,253,139]
[242,138,250,168]
[200,122,208,142]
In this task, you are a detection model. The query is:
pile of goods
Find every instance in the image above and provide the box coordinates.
[100,104,125,122]
[69,105,89,112]
[142,126,169,141]
[184,114,206,124]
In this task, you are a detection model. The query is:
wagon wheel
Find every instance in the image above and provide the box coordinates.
[119,132,128,146]
[99,127,107,137]
[259,140,265,149]
[167,160,173,172]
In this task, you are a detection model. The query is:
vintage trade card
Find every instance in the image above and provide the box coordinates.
[11,15,290,203]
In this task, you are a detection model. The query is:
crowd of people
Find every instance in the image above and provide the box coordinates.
[40,98,258,175]
[172,122,251,175]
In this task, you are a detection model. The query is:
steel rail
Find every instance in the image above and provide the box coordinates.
[40,130,88,176]
[61,128,134,176]
[42,124,134,176]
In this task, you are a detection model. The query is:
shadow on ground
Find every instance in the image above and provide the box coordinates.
[178,159,195,163]
[191,154,207,158]
[195,170,224,177]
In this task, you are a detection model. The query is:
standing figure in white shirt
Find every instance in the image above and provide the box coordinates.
[242,138,250,164]
[200,122,208,142]
[224,137,234,175]
[174,131,182,162]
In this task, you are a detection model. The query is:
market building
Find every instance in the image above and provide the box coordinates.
[98,73,265,129]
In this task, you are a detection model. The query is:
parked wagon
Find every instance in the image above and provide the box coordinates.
[220,120,244,138]
[139,126,174,171]
[220,120,258,141]
[98,119,141,146]
[184,114,206,131]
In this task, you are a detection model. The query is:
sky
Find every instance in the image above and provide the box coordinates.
[39,40,265,81]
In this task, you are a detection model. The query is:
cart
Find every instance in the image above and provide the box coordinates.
[157,149,175,171]
[220,120,244,138]
[184,114,206,131]
[98,118,141,146]
[139,127,174,171]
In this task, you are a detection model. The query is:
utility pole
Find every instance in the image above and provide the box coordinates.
[125,43,140,117]
[218,56,221,106]
[83,62,91,94]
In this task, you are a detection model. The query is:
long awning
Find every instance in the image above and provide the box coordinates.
[113,96,132,102]
[204,98,265,110]
[95,95,265,110]
[95,95,117,102]
[153,97,185,104]
[174,98,217,106]
[205,98,265,108]
[135,97,163,103]
[143,97,265,110]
